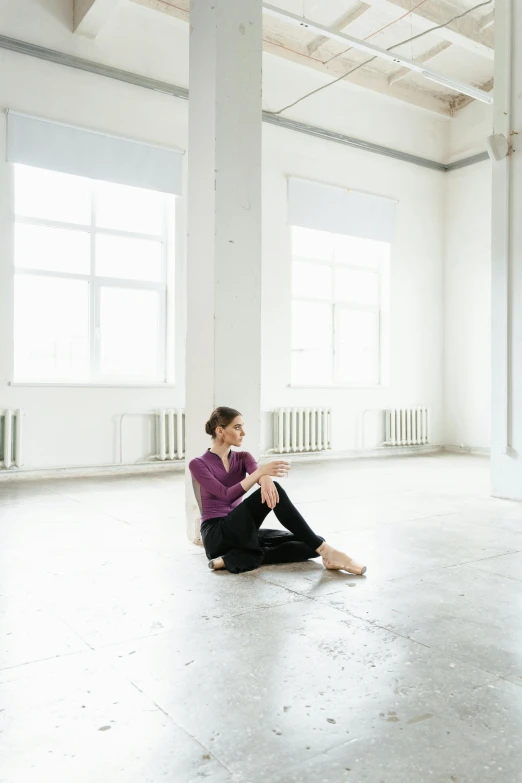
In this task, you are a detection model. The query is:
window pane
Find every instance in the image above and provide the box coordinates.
[292,301,331,350]
[292,301,332,384]
[334,267,379,306]
[291,226,335,261]
[95,181,166,235]
[335,308,379,385]
[95,235,163,282]
[292,261,331,300]
[292,350,333,385]
[99,287,162,379]
[14,275,89,380]
[15,223,90,275]
[334,234,389,268]
[14,165,91,225]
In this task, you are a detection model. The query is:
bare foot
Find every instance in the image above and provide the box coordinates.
[317,543,366,575]
[208,557,225,570]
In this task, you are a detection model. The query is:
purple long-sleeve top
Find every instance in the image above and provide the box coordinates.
[189,450,259,522]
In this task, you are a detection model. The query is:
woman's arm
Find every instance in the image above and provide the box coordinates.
[189,458,290,502]
[242,451,281,507]
[239,460,290,493]
[189,459,246,503]
[259,475,279,509]
[241,452,284,507]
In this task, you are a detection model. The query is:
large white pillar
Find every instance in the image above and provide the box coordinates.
[491,0,522,499]
[185,0,263,540]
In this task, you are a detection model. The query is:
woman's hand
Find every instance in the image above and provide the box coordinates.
[260,460,291,478]
[259,476,279,509]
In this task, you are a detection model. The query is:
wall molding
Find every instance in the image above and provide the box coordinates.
[266,444,442,461]
[443,444,490,456]
[0,461,183,482]
[0,444,491,482]
[0,34,485,174]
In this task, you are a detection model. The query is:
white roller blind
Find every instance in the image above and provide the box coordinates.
[7,112,183,195]
[288,177,396,243]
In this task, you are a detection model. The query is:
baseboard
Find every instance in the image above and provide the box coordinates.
[443,444,490,457]
[264,444,443,462]
[0,443,488,482]
[0,461,184,482]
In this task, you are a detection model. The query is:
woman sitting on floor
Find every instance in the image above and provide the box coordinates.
[189,406,366,576]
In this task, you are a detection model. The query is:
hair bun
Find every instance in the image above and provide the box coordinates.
[204,407,241,439]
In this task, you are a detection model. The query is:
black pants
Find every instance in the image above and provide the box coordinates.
[200,482,324,574]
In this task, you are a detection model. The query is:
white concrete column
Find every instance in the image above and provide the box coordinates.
[185,0,263,540]
[491,0,522,499]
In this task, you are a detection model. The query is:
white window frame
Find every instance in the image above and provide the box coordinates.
[291,243,389,389]
[12,171,175,387]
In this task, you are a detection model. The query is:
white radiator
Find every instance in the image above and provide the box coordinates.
[273,408,331,454]
[384,407,429,446]
[1,409,23,469]
[156,409,185,460]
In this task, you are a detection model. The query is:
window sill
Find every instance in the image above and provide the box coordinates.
[288,383,389,390]
[9,381,176,389]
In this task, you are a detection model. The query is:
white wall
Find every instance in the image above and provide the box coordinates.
[447,100,493,164]
[261,123,445,452]
[0,0,450,470]
[262,54,448,162]
[444,102,492,451]
[444,161,491,450]
[0,2,190,470]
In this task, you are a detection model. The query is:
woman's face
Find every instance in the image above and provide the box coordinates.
[219,416,245,447]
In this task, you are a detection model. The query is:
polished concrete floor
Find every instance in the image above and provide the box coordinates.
[1,453,522,783]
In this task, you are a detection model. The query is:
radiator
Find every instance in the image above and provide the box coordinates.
[156,409,185,460]
[1,409,23,469]
[384,407,429,446]
[273,408,331,454]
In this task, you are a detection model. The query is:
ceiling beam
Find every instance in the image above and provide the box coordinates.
[449,77,494,114]
[479,9,495,30]
[388,41,451,86]
[129,0,189,23]
[127,0,487,115]
[262,39,451,116]
[263,4,493,104]
[73,0,120,38]
[363,0,494,61]
[307,2,370,57]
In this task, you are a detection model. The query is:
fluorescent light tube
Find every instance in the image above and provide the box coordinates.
[422,71,493,104]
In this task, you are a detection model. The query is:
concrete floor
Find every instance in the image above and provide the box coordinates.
[1,453,522,783]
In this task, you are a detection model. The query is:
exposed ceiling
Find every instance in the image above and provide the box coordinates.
[80,0,495,116]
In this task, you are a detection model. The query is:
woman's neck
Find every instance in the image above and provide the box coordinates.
[209,441,231,458]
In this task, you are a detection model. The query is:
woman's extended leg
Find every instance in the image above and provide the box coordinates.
[242,483,366,574]
[262,539,318,566]
[263,483,366,575]
[211,484,366,575]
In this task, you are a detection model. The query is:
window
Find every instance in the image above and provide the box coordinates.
[291,226,390,387]
[13,164,174,384]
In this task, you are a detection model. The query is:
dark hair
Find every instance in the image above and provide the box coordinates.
[205,407,241,439]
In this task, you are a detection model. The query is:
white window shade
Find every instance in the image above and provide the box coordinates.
[7,112,183,195]
[288,177,396,243]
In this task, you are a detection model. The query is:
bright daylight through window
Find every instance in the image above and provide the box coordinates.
[291,226,390,387]
[13,165,174,384]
